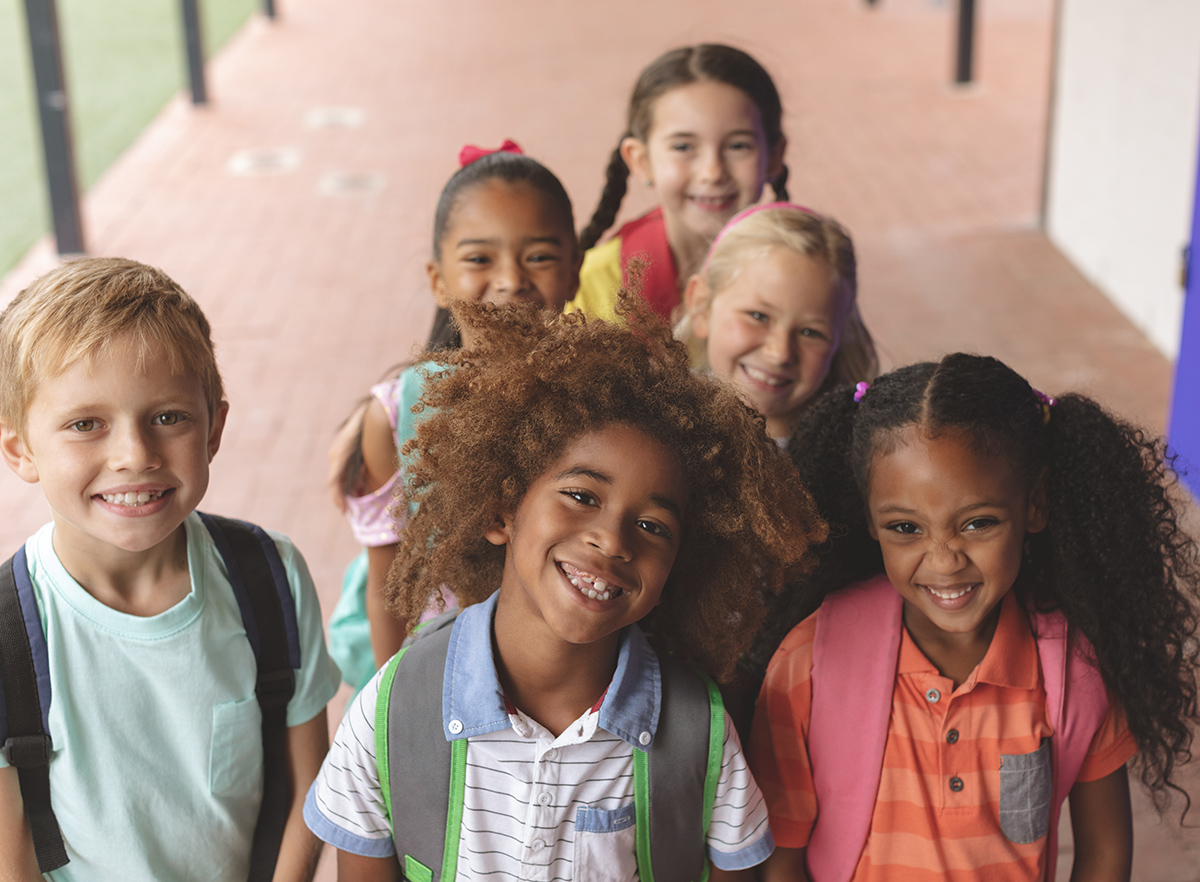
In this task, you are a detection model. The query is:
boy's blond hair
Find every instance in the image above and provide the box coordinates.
[0,258,224,437]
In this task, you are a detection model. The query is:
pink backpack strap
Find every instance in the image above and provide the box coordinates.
[618,208,679,321]
[1030,610,1109,882]
[807,575,902,882]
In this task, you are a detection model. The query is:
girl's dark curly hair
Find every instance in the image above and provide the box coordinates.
[385,291,826,680]
[758,352,1200,810]
[580,44,788,252]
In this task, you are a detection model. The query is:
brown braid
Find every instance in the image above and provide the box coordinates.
[579,143,631,251]
[772,163,790,202]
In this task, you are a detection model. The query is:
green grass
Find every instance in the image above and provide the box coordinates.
[0,0,257,274]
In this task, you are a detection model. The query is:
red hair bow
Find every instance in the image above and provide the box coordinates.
[458,139,523,168]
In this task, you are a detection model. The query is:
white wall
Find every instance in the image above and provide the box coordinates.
[1044,0,1200,359]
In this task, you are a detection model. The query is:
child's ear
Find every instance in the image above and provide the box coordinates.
[683,275,712,340]
[1026,469,1049,534]
[426,260,452,309]
[0,424,39,484]
[485,513,513,547]
[620,137,652,186]
[207,401,229,462]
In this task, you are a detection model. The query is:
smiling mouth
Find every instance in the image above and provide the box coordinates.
[97,489,168,507]
[688,194,735,210]
[741,364,794,389]
[559,562,624,602]
[922,584,977,601]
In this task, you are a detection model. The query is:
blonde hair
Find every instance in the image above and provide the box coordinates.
[680,206,878,390]
[0,258,224,436]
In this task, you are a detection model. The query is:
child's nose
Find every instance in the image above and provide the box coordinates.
[762,326,797,364]
[491,257,531,300]
[926,539,966,573]
[698,147,728,183]
[109,425,160,472]
[586,515,634,561]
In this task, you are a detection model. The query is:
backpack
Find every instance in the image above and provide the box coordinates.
[0,512,300,879]
[374,609,726,882]
[804,575,1110,882]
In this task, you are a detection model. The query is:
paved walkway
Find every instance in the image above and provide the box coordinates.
[0,0,1191,877]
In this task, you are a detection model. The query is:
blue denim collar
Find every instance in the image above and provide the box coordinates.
[441,591,662,749]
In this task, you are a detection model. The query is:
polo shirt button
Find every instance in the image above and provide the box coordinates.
[531,839,546,852]
[639,731,652,745]
[949,776,964,792]
[946,729,959,744]
[544,748,557,760]
[925,688,941,703]
[538,792,552,806]
[448,719,463,735]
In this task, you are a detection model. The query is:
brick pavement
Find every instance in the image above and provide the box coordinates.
[0,0,1192,876]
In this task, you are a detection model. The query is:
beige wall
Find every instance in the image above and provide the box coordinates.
[1044,0,1200,358]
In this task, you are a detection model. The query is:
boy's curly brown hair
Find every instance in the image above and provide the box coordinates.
[385,290,826,680]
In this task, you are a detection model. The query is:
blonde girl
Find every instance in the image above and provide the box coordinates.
[681,202,877,442]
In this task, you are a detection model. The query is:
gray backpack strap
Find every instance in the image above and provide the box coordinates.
[381,610,459,881]
[637,654,723,882]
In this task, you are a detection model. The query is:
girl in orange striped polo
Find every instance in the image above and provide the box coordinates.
[748,353,1200,882]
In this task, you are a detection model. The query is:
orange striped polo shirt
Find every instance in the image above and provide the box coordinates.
[748,592,1137,881]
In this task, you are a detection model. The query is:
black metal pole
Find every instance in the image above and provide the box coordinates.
[263,0,276,20]
[955,0,977,84]
[21,0,85,255]
[180,0,207,105]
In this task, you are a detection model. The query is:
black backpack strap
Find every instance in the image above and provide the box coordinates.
[0,548,69,872]
[199,513,299,882]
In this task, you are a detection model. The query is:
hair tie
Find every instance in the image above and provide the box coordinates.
[854,381,870,403]
[458,139,523,168]
[1033,388,1057,425]
[703,201,817,274]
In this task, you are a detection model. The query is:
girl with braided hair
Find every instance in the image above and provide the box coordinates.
[569,44,789,325]
[749,353,1200,882]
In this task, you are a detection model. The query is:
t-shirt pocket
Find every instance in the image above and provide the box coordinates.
[210,697,263,798]
[574,803,637,882]
[999,737,1052,844]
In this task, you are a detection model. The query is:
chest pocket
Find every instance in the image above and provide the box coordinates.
[574,804,637,882]
[210,697,263,798]
[999,737,1052,843]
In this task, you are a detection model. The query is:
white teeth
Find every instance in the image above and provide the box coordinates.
[100,490,165,506]
[743,365,790,387]
[926,585,975,600]
[561,565,619,601]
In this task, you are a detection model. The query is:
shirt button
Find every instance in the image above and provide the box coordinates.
[946,729,959,744]
[925,688,941,703]
[544,748,557,760]
[537,792,552,806]
[447,719,463,735]
[949,776,964,792]
[639,731,652,745]
[531,839,546,852]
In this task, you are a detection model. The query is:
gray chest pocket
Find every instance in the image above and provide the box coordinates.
[999,737,1052,843]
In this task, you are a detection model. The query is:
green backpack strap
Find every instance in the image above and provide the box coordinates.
[374,610,462,881]
[634,655,724,882]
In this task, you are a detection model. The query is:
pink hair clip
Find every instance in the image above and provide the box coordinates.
[1033,388,1057,425]
[458,139,523,168]
[854,381,870,403]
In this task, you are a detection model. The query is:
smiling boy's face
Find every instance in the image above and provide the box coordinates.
[486,423,688,652]
[0,334,227,568]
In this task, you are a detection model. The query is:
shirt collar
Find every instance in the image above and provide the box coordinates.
[898,591,1039,689]
[441,591,662,748]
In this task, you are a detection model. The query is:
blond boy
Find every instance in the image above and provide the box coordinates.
[0,258,340,881]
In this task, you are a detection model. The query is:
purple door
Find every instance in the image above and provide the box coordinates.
[1169,104,1200,496]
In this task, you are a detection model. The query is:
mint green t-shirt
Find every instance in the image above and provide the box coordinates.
[0,512,342,881]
